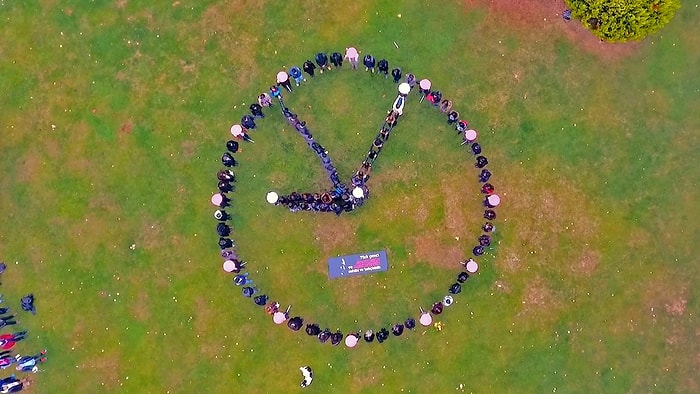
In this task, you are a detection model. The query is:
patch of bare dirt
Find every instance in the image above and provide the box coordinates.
[570,248,600,276]
[313,218,358,255]
[412,234,464,270]
[498,250,522,273]
[664,296,687,317]
[519,275,560,315]
[493,279,511,293]
[469,0,641,62]
[131,291,151,322]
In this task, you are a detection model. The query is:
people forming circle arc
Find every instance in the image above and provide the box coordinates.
[211,47,501,348]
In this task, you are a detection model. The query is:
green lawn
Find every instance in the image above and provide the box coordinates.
[0,1,698,393]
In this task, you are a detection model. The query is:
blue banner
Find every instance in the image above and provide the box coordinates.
[328,250,389,279]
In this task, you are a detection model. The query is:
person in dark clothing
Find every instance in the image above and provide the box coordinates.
[249,103,264,118]
[431,302,443,315]
[391,67,402,83]
[482,183,494,195]
[241,115,256,130]
[303,60,316,77]
[305,323,321,336]
[218,237,233,250]
[0,318,17,328]
[315,52,331,73]
[330,52,343,68]
[363,54,375,72]
[217,169,235,182]
[449,283,462,294]
[0,308,8,315]
[216,223,230,236]
[218,180,233,193]
[376,328,390,343]
[253,294,268,306]
[471,143,482,155]
[222,152,237,168]
[472,246,485,256]
[479,234,492,247]
[457,272,469,283]
[475,155,488,168]
[363,329,374,342]
[330,331,343,346]
[484,210,496,220]
[404,318,416,330]
[226,140,239,153]
[377,59,389,78]
[447,111,459,125]
[483,222,495,232]
[391,323,404,336]
[242,286,256,298]
[456,119,468,134]
[318,328,331,343]
[479,169,492,183]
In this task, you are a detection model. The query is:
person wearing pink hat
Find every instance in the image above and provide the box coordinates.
[344,47,359,69]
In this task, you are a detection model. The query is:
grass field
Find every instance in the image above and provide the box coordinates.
[0,1,698,393]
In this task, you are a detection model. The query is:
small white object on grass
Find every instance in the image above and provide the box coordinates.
[393,41,399,49]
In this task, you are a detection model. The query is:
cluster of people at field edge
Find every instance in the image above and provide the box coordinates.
[0,264,47,393]
[213,46,500,346]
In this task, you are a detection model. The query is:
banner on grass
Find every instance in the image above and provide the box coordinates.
[328,250,389,279]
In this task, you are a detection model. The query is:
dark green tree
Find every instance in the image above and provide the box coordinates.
[565,0,681,42]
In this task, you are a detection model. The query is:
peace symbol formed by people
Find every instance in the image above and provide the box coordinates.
[212,46,501,348]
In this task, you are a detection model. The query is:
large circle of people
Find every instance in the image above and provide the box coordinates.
[213,47,500,347]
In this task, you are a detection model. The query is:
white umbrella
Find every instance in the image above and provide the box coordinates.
[222,260,237,272]
[266,191,279,204]
[344,334,358,348]
[352,187,364,199]
[465,129,478,142]
[211,193,223,206]
[345,47,358,59]
[398,82,410,95]
[273,312,287,324]
[466,259,479,273]
[487,194,501,207]
[276,71,289,83]
[419,79,431,90]
[230,124,243,137]
[419,307,433,326]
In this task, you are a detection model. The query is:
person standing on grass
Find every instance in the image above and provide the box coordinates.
[315,52,331,73]
[258,92,273,107]
[363,54,376,72]
[241,115,256,130]
[377,59,389,78]
[289,66,305,86]
[249,103,264,118]
[0,316,17,328]
[303,60,316,77]
[391,67,402,83]
[447,110,459,125]
[330,52,343,68]
[405,73,416,89]
[345,47,359,69]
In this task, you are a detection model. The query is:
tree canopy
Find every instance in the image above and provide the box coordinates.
[565,0,681,42]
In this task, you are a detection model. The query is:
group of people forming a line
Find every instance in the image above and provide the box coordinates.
[213,46,500,347]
